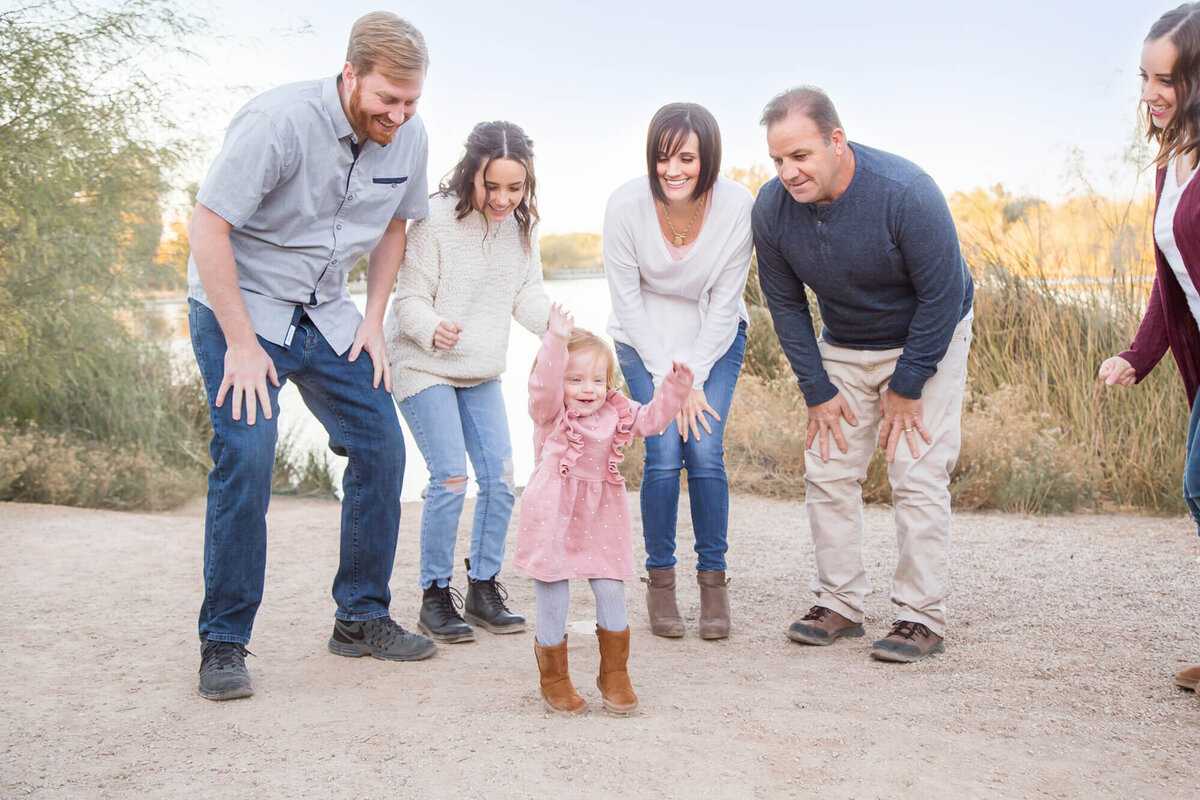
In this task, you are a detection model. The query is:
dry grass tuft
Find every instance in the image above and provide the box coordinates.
[0,425,203,510]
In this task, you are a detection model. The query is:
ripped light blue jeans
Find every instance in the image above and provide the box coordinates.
[398,381,515,588]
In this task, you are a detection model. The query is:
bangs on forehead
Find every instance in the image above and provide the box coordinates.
[656,124,694,157]
[645,102,721,204]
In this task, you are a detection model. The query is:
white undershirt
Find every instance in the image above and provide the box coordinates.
[1157,155,1200,335]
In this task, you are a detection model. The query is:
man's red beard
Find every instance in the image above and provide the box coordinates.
[348,81,399,146]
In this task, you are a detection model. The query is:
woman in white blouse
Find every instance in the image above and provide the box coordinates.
[604,103,753,640]
[1099,3,1200,696]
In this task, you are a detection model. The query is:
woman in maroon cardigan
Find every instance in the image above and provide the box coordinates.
[1099,2,1200,696]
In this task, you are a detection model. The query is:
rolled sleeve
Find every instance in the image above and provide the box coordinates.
[195,109,289,228]
[391,122,430,221]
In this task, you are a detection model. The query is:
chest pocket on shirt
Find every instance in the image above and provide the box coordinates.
[372,177,408,186]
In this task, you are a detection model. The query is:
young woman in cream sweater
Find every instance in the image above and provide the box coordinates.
[386,121,550,644]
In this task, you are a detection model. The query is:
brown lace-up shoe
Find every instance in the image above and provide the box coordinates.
[786,605,865,646]
[870,620,945,663]
[1175,664,1200,690]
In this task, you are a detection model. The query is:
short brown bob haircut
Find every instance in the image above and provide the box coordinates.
[759,86,843,144]
[645,102,722,204]
[345,12,428,84]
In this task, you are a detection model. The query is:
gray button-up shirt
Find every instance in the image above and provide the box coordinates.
[188,75,430,355]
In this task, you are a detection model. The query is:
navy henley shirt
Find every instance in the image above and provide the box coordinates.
[752,142,974,405]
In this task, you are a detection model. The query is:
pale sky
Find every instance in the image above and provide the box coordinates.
[178,0,1163,233]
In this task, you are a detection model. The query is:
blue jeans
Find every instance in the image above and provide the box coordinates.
[189,300,404,645]
[1185,393,1200,535]
[398,381,516,588]
[615,321,747,572]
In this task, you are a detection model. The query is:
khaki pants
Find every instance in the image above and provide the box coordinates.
[803,315,972,637]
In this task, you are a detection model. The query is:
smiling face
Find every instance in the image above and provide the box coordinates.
[561,347,610,417]
[1141,36,1179,130]
[656,131,702,206]
[471,158,527,224]
[343,64,423,145]
[766,111,851,205]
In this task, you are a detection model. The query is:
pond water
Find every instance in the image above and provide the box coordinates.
[159,277,612,501]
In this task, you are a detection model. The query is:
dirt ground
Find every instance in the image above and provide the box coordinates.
[3,493,1200,798]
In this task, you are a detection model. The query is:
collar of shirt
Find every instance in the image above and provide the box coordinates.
[321,74,355,144]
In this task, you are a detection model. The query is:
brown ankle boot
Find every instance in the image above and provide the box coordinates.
[641,568,685,638]
[534,637,587,715]
[595,625,637,714]
[697,570,731,640]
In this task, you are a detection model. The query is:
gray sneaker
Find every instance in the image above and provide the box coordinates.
[198,640,254,701]
[328,616,437,661]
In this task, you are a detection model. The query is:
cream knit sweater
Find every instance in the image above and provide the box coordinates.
[385,193,551,402]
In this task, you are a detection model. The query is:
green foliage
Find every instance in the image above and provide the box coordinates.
[0,1,212,508]
[272,432,338,498]
[348,255,371,284]
[539,232,602,278]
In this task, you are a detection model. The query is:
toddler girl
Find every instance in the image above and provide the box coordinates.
[514,304,691,714]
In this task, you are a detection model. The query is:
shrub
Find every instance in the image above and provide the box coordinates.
[272,432,339,498]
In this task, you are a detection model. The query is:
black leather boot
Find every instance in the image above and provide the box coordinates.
[463,558,526,634]
[417,584,475,643]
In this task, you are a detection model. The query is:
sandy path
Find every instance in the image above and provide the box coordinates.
[2,495,1199,798]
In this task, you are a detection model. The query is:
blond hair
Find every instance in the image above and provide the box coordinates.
[531,328,618,390]
[566,329,618,390]
[346,12,428,83]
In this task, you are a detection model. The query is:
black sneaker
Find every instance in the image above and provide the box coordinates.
[418,584,475,643]
[463,560,526,634]
[198,640,254,701]
[328,616,437,661]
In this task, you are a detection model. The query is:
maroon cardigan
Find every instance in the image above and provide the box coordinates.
[1119,166,1200,406]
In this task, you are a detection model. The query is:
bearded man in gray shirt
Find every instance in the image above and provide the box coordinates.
[187,12,436,701]
[752,86,974,663]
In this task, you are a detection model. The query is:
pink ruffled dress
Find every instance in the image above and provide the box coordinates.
[513,332,689,582]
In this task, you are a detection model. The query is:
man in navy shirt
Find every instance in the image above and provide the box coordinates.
[753,86,974,663]
[187,12,437,701]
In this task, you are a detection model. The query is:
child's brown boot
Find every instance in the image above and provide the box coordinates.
[595,625,638,714]
[534,637,587,715]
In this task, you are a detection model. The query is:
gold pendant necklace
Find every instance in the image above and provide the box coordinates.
[662,193,705,246]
